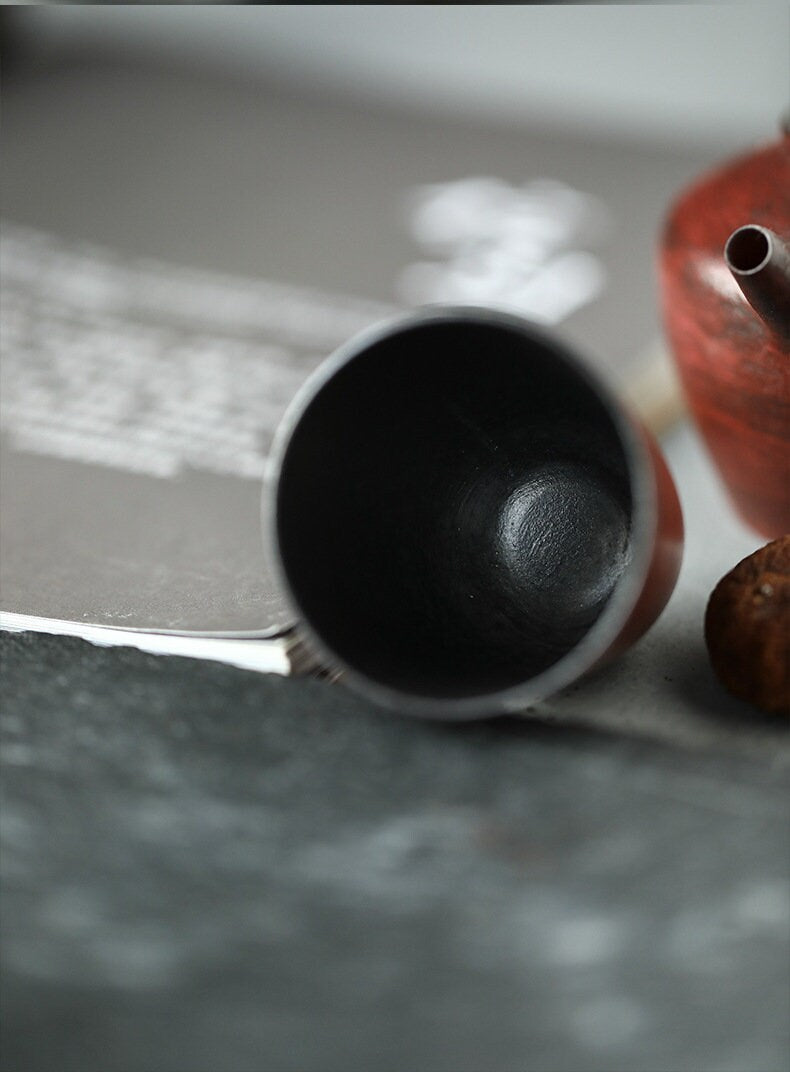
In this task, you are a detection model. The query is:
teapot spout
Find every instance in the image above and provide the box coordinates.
[725,225,790,339]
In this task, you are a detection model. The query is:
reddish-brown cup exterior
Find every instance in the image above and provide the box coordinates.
[603,425,684,661]
[660,131,790,538]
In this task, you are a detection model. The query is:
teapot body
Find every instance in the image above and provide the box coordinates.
[660,133,789,537]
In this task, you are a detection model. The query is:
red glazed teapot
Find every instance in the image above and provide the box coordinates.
[660,128,790,538]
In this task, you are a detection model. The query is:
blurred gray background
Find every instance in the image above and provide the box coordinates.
[10,4,789,145]
[3,3,787,376]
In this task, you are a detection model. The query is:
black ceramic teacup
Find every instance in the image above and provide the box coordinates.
[264,307,683,719]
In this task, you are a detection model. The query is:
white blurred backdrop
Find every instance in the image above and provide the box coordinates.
[17,4,790,147]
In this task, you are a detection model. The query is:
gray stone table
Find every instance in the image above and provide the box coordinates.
[2,627,789,1072]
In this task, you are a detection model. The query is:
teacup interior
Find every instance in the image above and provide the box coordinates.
[276,319,633,699]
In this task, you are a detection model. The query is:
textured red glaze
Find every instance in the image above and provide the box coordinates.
[604,425,684,661]
[660,131,790,537]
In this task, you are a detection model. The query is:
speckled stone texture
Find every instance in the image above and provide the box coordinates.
[2,631,789,1072]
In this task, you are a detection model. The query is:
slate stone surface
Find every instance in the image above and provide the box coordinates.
[2,631,789,1072]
